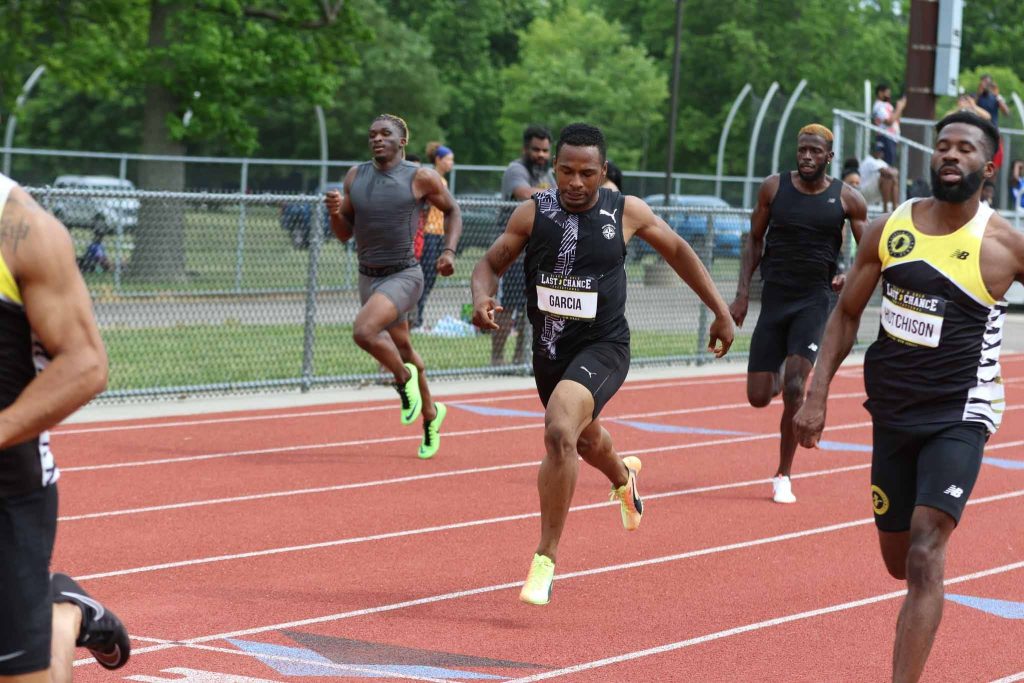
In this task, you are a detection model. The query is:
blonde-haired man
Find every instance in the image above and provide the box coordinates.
[729,124,868,503]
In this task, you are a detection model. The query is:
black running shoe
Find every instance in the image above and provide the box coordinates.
[51,573,131,670]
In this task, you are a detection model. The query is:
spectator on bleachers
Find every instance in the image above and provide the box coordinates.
[859,140,899,212]
[872,83,906,166]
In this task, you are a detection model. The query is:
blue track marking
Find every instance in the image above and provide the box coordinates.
[945,594,1024,619]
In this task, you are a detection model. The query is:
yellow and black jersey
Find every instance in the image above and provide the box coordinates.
[864,198,1005,433]
[0,173,57,496]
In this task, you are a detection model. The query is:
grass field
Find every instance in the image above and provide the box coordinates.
[102,322,753,391]
[72,204,749,394]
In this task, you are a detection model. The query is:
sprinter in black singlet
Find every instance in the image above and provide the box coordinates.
[326,114,462,459]
[730,124,868,504]
[795,112,1024,682]
[471,123,734,605]
[0,172,130,678]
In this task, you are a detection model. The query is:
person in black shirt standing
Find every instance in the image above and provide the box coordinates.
[730,124,868,504]
[471,123,734,605]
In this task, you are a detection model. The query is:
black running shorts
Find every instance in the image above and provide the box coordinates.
[0,485,58,675]
[533,341,630,419]
[870,421,987,532]
[748,284,831,373]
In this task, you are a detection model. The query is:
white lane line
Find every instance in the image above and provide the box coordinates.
[503,557,1024,682]
[94,486,1024,658]
[58,392,869,474]
[56,375,750,436]
[59,410,876,522]
[59,423,542,473]
[992,673,1024,683]
[69,460,872,581]
[81,637,451,681]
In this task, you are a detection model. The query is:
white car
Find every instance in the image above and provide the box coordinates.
[51,175,139,235]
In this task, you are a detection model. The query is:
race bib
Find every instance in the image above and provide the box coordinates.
[536,271,598,320]
[880,281,945,347]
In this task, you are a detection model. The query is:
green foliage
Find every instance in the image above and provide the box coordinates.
[4,0,1022,179]
[6,0,364,155]
[961,0,1024,79]
[499,2,667,168]
[591,0,907,176]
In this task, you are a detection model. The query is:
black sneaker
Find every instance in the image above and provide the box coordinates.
[51,573,131,670]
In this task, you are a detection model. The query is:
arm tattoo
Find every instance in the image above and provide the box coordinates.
[0,216,30,253]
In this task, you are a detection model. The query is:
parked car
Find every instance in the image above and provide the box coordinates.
[640,194,747,259]
[280,182,343,249]
[51,175,139,235]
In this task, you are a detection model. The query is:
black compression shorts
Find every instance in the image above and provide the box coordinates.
[748,284,831,373]
[0,485,58,675]
[533,341,630,419]
[870,421,987,532]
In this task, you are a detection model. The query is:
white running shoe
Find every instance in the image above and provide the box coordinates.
[772,475,797,504]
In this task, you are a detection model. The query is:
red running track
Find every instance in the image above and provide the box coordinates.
[50,360,1024,682]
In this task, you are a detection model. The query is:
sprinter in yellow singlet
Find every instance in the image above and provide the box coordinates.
[795,111,1024,682]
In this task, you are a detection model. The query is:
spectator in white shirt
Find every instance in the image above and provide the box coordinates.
[859,140,899,212]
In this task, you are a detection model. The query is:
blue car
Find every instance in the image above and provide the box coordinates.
[640,194,747,259]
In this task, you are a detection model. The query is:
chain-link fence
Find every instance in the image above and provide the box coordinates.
[27,186,879,402]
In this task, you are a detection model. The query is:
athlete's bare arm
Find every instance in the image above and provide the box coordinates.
[0,188,107,449]
[793,216,886,447]
[325,165,358,242]
[624,195,734,357]
[978,213,1024,300]
[470,201,534,330]
[730,175,780,326]
[842,183,869,244]
[415,167,463,276]
[831,182,872,291]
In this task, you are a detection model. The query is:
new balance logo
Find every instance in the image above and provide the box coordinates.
[580,366,597,378]
[808,342,818,352]
[827,198,837,203]
[951,249,970,260]
[943,485,964,498]
[599,208,618,222]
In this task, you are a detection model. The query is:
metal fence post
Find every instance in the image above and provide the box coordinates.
[696,213,715,363]
[301,200,324,392]
[234,160,249,293]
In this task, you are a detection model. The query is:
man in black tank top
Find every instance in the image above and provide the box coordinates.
[470,124,734,605]
[730,124,868,504]
[795,112,1024,683]
[326,114,463,459]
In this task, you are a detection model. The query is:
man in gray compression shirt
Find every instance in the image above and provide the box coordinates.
[326,114,462,459]
[493,124,555,367]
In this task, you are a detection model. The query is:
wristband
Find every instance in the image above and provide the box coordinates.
[441,248,456,255]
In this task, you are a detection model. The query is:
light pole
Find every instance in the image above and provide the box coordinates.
[3,65,46,176]
[663,0,684,204]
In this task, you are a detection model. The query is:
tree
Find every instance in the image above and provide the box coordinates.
[589,0,908,195]
[6,1,364,280]
[960,0,1024,82]
[498,2,667,169]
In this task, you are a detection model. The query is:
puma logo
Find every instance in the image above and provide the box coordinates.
[580,366,597,379]
[599,208,618,222]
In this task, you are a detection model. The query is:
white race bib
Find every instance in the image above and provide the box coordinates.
[536,271,598,321]
[880,281,945,348]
